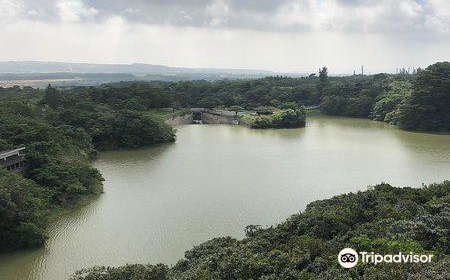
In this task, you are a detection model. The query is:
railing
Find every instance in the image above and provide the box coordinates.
[1,156,24,167]
[0,149,26,174]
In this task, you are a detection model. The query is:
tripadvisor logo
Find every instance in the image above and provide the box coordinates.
[338,248,359,268]
[338,248,434,268]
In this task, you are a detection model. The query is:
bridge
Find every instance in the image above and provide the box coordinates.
[0,147,26,174]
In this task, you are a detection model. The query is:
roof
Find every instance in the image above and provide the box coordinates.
[0,147,26,159]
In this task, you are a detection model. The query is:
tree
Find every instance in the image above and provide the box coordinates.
[321,95,347,115]
[280,102,300,110]
[396,62,450,131]
[245,225,262,237]
[171,100,183,112]
[88,110,175,149]
[251,109,306,129]
[229,106,244,115]
[318,67,329,97]
[42,84,63,109]
[198,96,223,109]
[124,97,147,111]
[0,169,48,250]
[371,81,412,122]
[319,67,328,84]
[255,106,276,115]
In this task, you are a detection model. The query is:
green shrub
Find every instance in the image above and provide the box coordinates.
[251,109,306,129]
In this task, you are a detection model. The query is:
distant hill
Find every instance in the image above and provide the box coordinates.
[0,61,276,75]
[0,61,308,87]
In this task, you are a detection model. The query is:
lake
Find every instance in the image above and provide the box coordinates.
[1,116,450,280]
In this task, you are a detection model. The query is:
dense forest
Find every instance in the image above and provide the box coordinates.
[320,62,450,131]
[50,61,449,131]
[0,61,449,251]
[0,85,175,251]
[3,61,448,131]
[71,181,450,280]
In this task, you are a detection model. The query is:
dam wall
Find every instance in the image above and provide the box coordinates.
[166,114,193,125]
[202,112,239,125]
[166,109,240,126]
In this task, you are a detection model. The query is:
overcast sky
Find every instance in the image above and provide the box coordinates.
[1,0,450,73]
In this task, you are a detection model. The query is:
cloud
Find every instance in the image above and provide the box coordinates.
[2,18,449,73]
[57,0,98,22]
[205,0,229,27]
[0,0,23,22]
[2,0,449,37]
[426,0,450,32]
[1,0,449,72]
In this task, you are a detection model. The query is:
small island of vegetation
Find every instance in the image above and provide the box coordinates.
[241,108,306,129]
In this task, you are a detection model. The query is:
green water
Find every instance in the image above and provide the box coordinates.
[1,116,450,280]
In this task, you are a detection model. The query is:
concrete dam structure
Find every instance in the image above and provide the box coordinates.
[167,109,240,126]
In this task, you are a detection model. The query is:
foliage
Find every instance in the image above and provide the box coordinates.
[371,81,412,123]
[319,62,450,132]
[319,67,328,84]
[320,74,389,118]
[395,62,450,131]
[11,61,443,132]
[0,82,175,251]
[0,169,48,251]
[255,106,277,115]
[280,101,301,110]
[71,264,171,280]
[0,86,42,102]
[42,84,64,109]
[72,181,450,279]
[245,109,306,129]
[12,61,444,132]
[197,96,223,109]
[86,76,321,111]
[40,87,176,150]
[88,110,175,150]
[229,105,244,115]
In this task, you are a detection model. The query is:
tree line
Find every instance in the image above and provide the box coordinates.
[320,62,450,131]
[52,61,449,132]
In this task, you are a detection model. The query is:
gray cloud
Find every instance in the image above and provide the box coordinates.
[2,0,450,73]
[3,0,450,36]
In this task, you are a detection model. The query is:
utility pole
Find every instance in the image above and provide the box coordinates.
[361,66,364,76]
